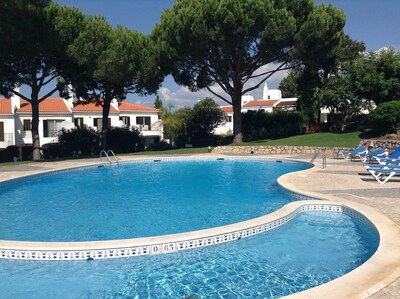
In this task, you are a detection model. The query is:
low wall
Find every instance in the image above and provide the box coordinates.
[358,140,400,154]
[212,146,352,157]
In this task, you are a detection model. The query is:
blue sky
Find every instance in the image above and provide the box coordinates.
[54,0,400,108]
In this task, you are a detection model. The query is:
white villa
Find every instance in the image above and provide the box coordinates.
[214,83,297,135]
[0,91,163,150]
[214,82,372,135]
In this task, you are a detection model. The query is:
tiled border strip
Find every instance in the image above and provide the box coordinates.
[0,202,378,261]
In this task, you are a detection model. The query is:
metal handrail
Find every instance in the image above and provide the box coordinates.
[308,151,327,169]
[100,150,119,166]
[107,150,119,166]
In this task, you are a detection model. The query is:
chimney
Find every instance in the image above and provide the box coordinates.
[66,84,75,109]
[111,98,119,111]
[11,87,21,112]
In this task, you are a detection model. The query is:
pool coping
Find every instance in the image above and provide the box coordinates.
[278,166,400,299]
[1,155,400,298]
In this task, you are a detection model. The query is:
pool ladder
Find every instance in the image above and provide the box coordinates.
[100,150,119,166]
[308,151,326,169]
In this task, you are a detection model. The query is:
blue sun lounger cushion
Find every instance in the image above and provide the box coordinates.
[335,147,368,160]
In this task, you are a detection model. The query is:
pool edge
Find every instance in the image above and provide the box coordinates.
[1,155,399,299]
[278,167,400,299]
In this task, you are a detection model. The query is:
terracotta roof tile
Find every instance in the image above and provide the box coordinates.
[221,106,233,113]
[17,98,70,113]
[118,101,159,112]
[243,100,278,107]
[0,98,12,114]
[72,101,118,112]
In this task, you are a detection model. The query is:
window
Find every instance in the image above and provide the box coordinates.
[93,118,111,132]
[23,119,32,131]
[74,117,84,128]
[43,120,63,137]
[226,116,232,123]
[136,116,151,129]
[0,122,4,141]
[119,116,130,127]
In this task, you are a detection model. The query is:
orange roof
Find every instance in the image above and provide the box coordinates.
[221,106,233,113]
[0,98,12,114]
[17,98,70,113]
[243,100,278,107]
[72,101,118,112]
[118,101,159,112]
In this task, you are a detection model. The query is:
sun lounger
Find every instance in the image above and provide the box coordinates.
[360,148,388,163]
[367,167,400,184]
[335,147,368,160]
[377,146,400,165]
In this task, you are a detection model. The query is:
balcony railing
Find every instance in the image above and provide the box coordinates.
[1,133,13,146]
[22,130,32,138]
[134,124,162,132]
[43,130,59,138]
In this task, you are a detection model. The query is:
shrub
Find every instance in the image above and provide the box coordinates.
[3,145,19,161]
[146,140,172,151]
[21,145,33,161]
[0,149,4,163]
[58,125,99,156]
[242,110,307,141]
[106,127,142,154]
[41,143,67,159]
[369,101,400,135]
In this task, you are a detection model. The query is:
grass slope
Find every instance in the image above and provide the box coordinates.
[238,131,362,148]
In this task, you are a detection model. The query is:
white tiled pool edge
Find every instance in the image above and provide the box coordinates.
[0,201,361,261]
[278,169,400,299]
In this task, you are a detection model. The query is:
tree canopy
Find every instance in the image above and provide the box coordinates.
[153,0,345,142]
[349,47,400,105]
[0,0,83,160]
[190,98,225,138]
[282,35,366,131]
[59,16,162,149]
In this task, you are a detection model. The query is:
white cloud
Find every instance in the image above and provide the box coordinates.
[131,63,290,109]
[158,85,231,109]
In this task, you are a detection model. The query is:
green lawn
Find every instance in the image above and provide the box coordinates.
[237,131,362,148]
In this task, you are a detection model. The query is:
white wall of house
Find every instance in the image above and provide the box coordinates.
[213,112,233,136]
[72,112,120,133]
[14,113,73,146]
[0,96,163,149]
[0,117,15,148]
[128,112,163,140]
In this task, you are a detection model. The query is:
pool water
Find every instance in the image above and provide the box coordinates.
[0,159,306,241]
[0,212,379,298]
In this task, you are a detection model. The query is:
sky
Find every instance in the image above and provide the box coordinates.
[54,0,400,108]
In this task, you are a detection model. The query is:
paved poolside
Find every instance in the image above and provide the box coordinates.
[0,154,399,298]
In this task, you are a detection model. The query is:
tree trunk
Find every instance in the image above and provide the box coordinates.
[329,108,335,131]
[101,94,112,151]
[232,91,243,143]
[31,93,41,161]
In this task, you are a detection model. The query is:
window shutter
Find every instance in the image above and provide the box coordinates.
[0,122,4,141]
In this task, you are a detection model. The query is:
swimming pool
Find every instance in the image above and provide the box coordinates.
[0,211,379,298]
[0,158,307,242]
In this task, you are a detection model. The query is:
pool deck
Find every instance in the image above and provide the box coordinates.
[1,154,399,298]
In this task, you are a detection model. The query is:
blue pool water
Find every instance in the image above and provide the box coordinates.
[0,159,306,241]
[0,212,379,298]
